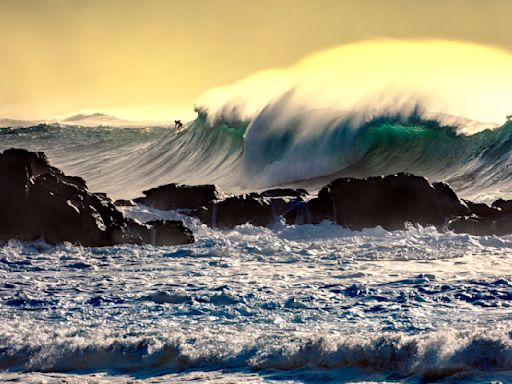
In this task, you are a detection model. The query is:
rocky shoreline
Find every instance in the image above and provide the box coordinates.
[0,148,194,246]
[1,148,512,247]
[133,174,512,236]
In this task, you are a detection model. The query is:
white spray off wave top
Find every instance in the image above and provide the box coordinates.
[197,39,512,129]
[195,40,512,187]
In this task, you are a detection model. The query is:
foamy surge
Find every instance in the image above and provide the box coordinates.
[1,323,511,382]
[0,206,511,382]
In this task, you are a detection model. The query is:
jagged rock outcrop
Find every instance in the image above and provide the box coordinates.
[492,199,512,214]
[12,147,512,238]
[134,183,225,211]
[135,183,309,229]
[136,174,481,233]
[284,174,468,230]
[0,148,194,246]
[196,189,309,228]
[448,198,512,236]
[199,194,275,228]
[126,171,512,235]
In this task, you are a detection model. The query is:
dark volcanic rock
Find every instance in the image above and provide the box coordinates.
[0,148,194,246]
[284,197,334,225]
[146,220,195,246]
[448,217,497,236]
[126,173,512,236]
[109,218,194,246]
[130,172,512,236]
[147,173,472,231]
[447,199,512,236]
[492,199,512,214]
[260,188,308,199]
[196,192,305,229]
[114,199,136,207]
[463,200,502,219]
[203,194,275,228]
[135,183,225,211]
[286,173,468,230]
[27,173,122,246]
[432,182,470,217]
[448,201,512,236]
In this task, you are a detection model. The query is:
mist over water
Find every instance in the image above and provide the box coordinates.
[197,40,512,127]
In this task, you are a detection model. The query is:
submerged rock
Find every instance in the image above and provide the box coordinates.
[0,148,194,246]
[448,217,497,236]
[146,220,195,246]
[142,290,192,304]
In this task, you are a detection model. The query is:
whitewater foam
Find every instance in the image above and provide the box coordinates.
[0,204,511,382]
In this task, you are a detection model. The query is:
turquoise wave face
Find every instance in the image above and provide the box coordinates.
[347,119,512,198]
[239,110,512,200]
[349,119,474,177]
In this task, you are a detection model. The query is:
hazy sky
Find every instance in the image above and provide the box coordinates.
[1,0,511,119]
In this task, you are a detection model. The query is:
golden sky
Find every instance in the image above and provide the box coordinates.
[0,0,511,120]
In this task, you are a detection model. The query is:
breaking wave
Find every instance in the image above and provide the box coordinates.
[2,40,512,201]
[1,107,512,202]
[1,324,511,382]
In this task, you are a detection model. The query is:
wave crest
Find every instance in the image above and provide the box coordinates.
[2,109,512,202]
[1,324,511,381]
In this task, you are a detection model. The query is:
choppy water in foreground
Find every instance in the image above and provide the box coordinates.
[1,206,511,383]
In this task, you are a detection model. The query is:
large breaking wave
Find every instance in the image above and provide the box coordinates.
[1,108,512,202]
[2,40,512,201]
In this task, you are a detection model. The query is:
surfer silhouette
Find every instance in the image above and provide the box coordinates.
[507,115,512,122]
[174,120,183,130]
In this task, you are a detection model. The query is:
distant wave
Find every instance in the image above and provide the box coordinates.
[61,112,112,122]
[0,118,245,199]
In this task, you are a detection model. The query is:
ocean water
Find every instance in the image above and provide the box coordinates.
[2,110,512,203]
[0,205,511,383]
[1,109,512,382]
